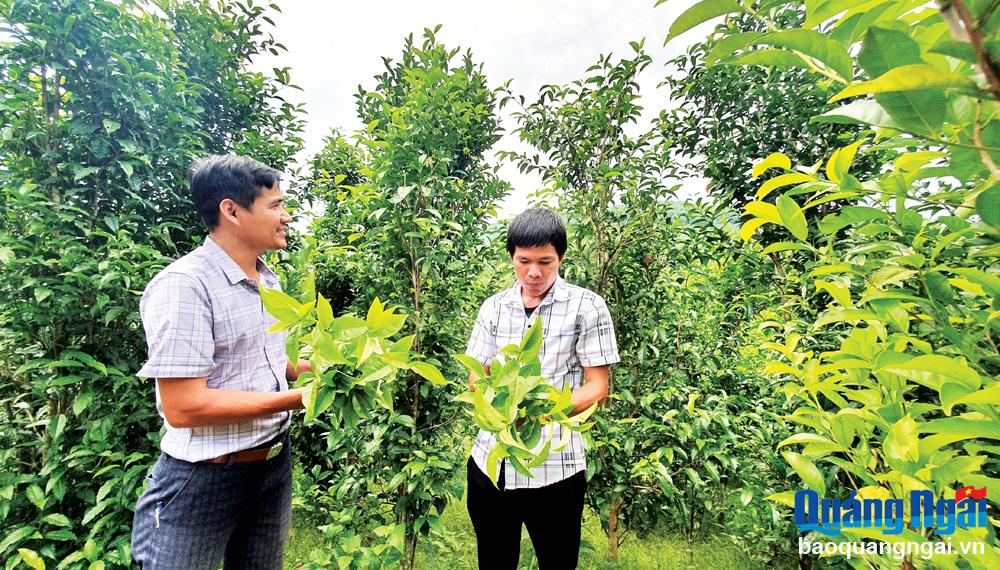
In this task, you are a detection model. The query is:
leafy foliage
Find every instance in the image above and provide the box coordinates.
[292,27,510,570]
[261,278,446,428]
[454,319,598,487]
[661,0,1000,565]
[0,1,303,567]
[661,7,883,211]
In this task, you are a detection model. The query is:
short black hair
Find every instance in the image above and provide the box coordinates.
[189,155,281,229]
[506,207,567,258]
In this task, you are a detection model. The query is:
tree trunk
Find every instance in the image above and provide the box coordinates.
[607,498,622,560]
[402,531,419,570]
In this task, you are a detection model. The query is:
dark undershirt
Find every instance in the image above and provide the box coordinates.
[524,305,537,318]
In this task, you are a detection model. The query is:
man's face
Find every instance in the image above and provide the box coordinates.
[238,183,291,252]
[512,244,562,297]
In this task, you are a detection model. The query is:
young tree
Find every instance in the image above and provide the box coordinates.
[296,28,510,569]
[661,8,883,211]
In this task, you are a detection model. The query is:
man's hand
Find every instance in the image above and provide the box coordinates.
[158,377,306,428]
[569,365,610,416]
[286,359,311,382]
[467,363,491,392]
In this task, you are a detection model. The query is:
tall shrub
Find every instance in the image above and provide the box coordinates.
[0,1,303,567]
[662,0,1000,566]
[294,28,510,569]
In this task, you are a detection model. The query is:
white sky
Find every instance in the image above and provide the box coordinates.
[252,0,714,219]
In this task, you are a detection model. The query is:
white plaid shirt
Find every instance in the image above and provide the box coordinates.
[137,236,290,462]
[466,276,620,489]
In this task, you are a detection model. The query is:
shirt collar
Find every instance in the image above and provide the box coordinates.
[504,276,570,307]
[203,235,276,287]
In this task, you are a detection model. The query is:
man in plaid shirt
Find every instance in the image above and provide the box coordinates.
[130,156,309,569]
[465,208,620,569]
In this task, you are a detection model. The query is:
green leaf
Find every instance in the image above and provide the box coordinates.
[875,355,981,391]
[739,218,768,241]
[728,49,810,72]
[756,173,814,200]
[813,100,899,130]
[26,484,45,509]
[34,287,52,303]
[366,298,407,336]
[762,242,813,255]
[664,0,743,43]
[485,445,507,487]
[472,384,507,433]
[950,268,1000,297]
[705,32,764,65]
[857,27,945,135]
[41,514,71,527]
[776,195,808,240]
[777,433,840,449]
[260,286,303,323]
[805,0,870,28]
[744,201,781,224]
[782,451,826,495]
[102,119,121,134]
[924,271,955,304]
[410,361,446,386]
[883,415,919,463]
[825,140,864,183]
[814,308,880,328]
[919,417,1000,441]
[389,334,415,356]
[316,293,334,328]
[285,331,299,365]
[752,152,792,178]
[752,30,853,82]
[309,386,336,420]
[519,318,543,361]
[0,527,36,553]
[946,382,1000,414]
[858,26,923,79]
[830,64,979,103]
[18,549,45,570]
[976,182,1000,227]
[815,280,853,308]
[453,354,486,380]
[766,491,797,507]
[73,166,100,181]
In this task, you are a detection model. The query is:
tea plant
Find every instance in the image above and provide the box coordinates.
[454,319,598,486]
[261,277,446,428]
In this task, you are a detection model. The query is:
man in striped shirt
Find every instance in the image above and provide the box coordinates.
[465,208,620,569]
[130,156,309,569]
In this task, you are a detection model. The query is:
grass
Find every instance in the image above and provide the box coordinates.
[284,474,780,570]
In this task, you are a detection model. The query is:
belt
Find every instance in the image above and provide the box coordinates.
[200,430,288,464]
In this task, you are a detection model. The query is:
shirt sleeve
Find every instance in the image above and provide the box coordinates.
[136,272,217,379]
[576,293,620,367]
[465,299,497,367]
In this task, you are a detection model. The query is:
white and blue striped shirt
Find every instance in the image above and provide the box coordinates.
[466,277,620,489]
[137,236,290,462]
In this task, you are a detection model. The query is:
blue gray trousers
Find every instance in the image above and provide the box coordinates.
[131,439,292,569]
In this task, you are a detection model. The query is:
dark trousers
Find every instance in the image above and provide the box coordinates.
[131,438,292,569]
[466,457,587,570]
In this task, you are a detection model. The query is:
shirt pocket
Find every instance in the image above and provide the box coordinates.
[540,318,579,372]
